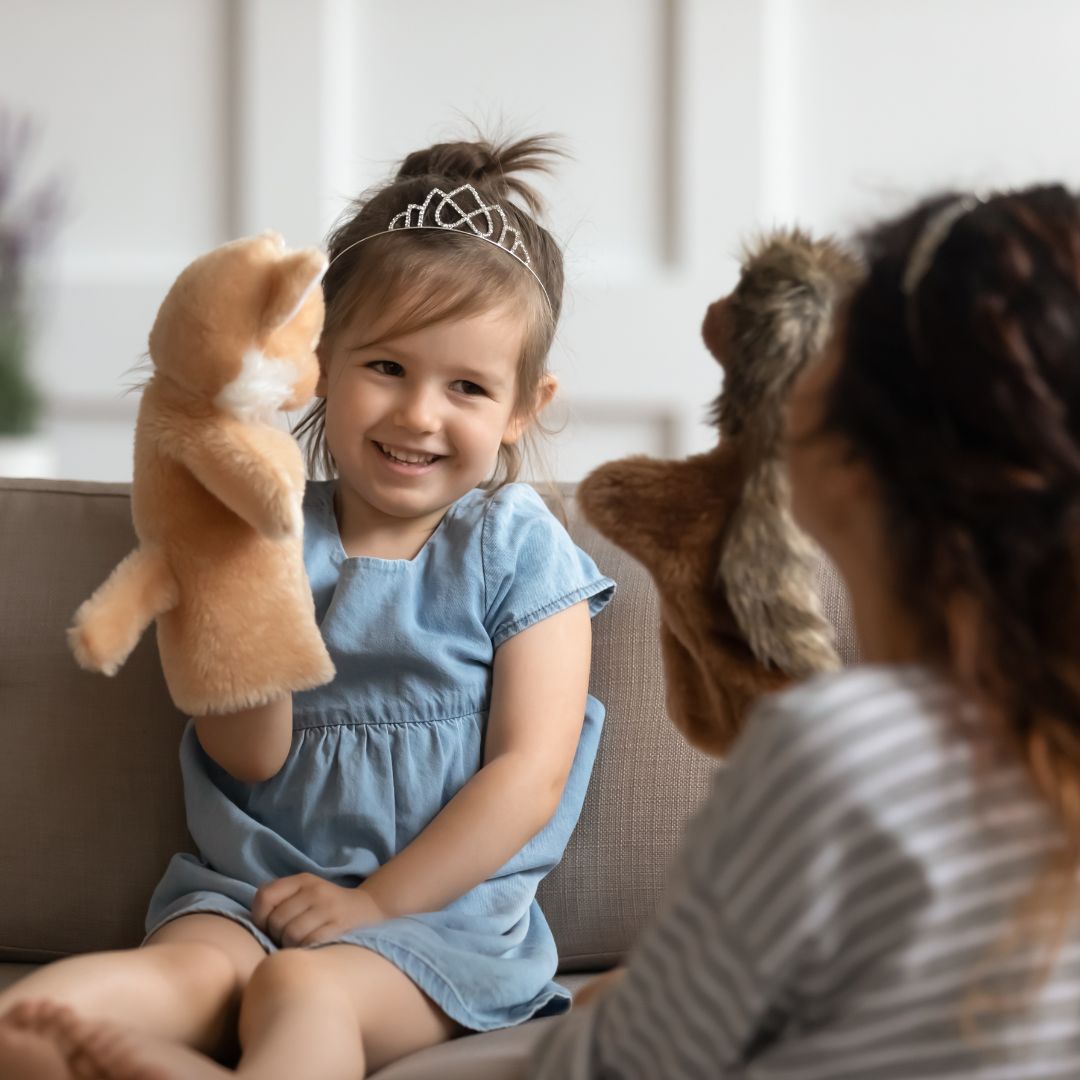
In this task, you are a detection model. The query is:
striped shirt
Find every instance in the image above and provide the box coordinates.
[530,665,1080,1079]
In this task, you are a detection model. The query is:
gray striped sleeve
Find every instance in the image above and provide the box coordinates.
[531,675,813,1078]
[530,665,1078,1078]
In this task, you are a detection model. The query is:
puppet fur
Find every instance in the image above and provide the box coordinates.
[68,232,335,715]
[579,230,861,756]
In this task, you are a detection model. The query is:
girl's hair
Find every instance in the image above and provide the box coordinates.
[823,184,1080,991]
[294,134,565,485]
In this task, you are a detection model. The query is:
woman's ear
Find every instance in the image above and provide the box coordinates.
[502,374,558,445]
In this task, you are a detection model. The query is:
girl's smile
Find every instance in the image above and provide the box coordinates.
[370,440,445,475]
[375,442,443,465]
[317,305,533,557]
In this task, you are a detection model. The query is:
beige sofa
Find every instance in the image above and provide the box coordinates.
[0,477,856,1078]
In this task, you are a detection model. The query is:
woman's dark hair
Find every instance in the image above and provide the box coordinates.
[824,184,1080,979]
[294,134,565,484]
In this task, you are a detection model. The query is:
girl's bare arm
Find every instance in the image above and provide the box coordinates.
[194,695,294,783]
[361,601,592,918]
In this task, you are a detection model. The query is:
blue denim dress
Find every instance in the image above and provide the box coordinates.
[145,480,615,1031]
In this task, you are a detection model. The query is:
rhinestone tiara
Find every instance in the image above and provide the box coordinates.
[328,183,549,301]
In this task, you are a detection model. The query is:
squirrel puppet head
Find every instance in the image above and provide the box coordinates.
[579,230,862,756]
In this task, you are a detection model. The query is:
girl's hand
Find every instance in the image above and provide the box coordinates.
[252,873,387,948]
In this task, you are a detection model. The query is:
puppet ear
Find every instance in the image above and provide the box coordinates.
[263,248,328,332]
[702,296,734,370]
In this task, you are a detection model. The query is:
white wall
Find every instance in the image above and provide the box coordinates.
[767,0,1080,229]
[2,0,1079,482]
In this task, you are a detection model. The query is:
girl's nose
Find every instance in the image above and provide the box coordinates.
[394,385,441,434]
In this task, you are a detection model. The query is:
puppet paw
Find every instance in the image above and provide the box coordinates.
[263,484,303,539]
[67,618,124,676]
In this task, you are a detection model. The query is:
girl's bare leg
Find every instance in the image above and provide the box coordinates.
[0,913,265,1073]
[235,945,459,1077]
[62,945,460,1080]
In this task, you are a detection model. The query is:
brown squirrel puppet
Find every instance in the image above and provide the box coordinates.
[578,230,862,756]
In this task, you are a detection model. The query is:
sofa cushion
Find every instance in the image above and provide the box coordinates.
[0,478,856,971]
[0,480,191,963]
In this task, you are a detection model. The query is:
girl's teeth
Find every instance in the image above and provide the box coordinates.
[379,443,436,465]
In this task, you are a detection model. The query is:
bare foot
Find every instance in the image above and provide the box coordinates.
[0,999,84,1079]
[64,1019,230,1080]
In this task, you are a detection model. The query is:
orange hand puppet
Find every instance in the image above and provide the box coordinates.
[68,232,335,715]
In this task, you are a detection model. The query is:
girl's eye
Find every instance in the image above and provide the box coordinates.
[367,360,404,377]
[451,380,487,397]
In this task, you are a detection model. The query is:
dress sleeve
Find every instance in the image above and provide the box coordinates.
[482,484,615,649]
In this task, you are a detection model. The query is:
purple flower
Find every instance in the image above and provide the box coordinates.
[0,108,64,434]
[0,109,65,315]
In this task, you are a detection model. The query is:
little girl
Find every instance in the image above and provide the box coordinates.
[0,135,614,1079]
[533,184,1080,1076]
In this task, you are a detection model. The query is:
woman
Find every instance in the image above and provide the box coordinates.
[532,186,1080,1078]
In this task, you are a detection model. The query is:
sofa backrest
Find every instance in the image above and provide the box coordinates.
[0,478,856,971]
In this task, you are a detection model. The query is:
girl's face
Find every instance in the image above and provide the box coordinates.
[318,304,533,525]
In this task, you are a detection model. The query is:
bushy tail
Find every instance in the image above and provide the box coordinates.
[719,461,840,677]
[68,545,179,676]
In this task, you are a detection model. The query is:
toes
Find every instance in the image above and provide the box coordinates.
[4,997,75,1034]
[83,1024,203,1080]
[70,1022,122,1071]
[4,998,43,1027]
[69,1025,113,1080]
[0,1020,73,1080]
[0,1003,183,1080]
[71,1021,167,1080]
[51,1003,85,1045]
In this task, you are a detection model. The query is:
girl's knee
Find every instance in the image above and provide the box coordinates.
[244,949,328,999]
[146,940,248,995]
[144,916,267,991]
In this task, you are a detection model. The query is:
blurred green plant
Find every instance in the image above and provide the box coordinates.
[0,111,62,435]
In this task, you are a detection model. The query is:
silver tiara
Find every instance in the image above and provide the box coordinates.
[902,194,981,296]
[329,184,548,301]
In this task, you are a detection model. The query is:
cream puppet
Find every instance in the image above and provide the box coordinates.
[69,232,335,715]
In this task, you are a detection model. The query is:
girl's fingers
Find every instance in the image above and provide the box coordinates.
[295,920,336,946]
[251,875,305,929]
[266,893,317,943]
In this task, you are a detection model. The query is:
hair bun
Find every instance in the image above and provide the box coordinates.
[397,141,497,184]
[394,135,563,217]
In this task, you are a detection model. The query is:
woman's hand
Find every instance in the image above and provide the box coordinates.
[573,967,626,1008]
[252,873,387,948]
